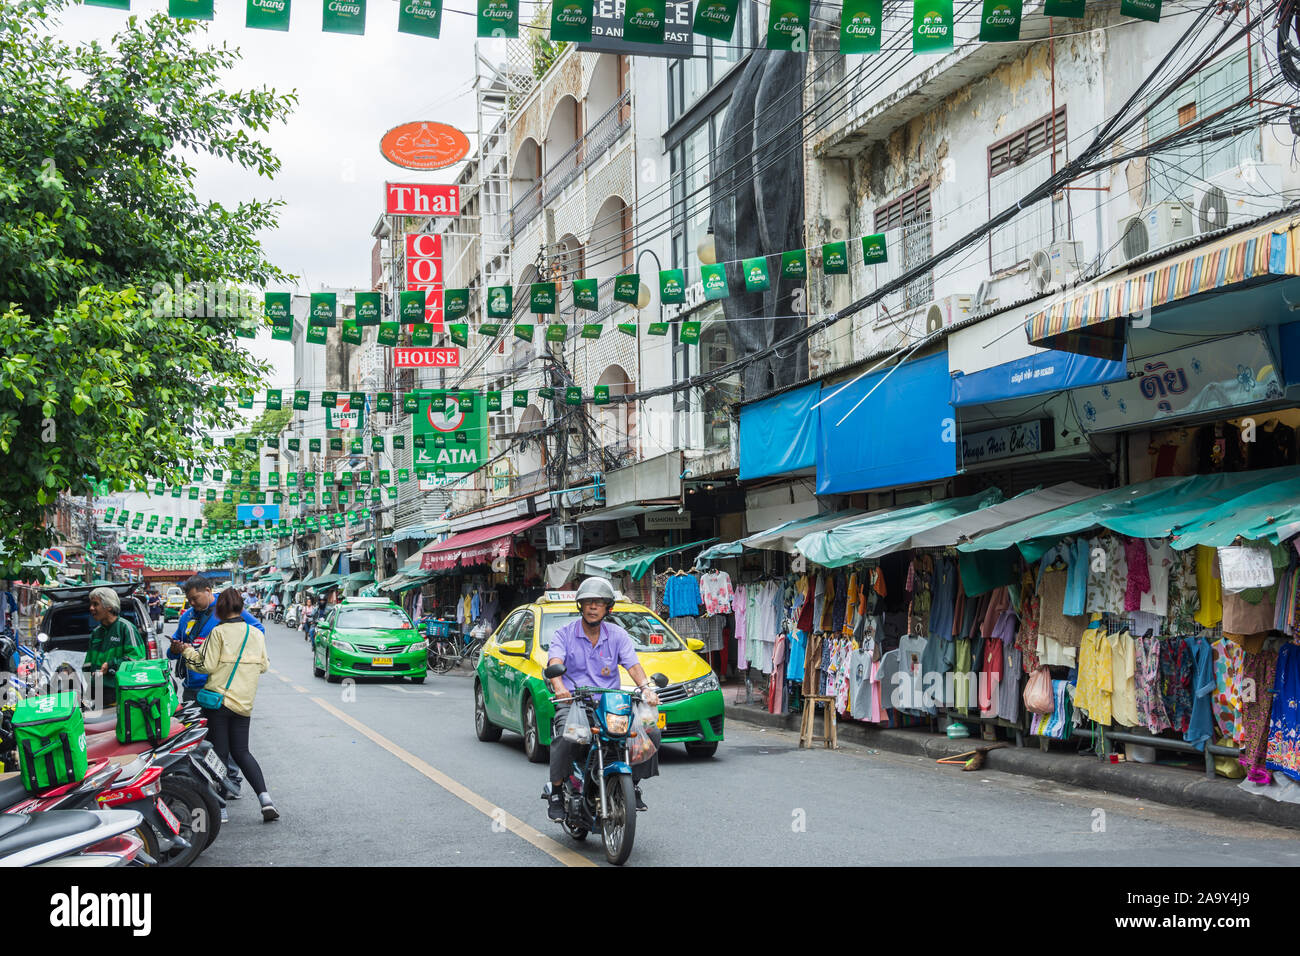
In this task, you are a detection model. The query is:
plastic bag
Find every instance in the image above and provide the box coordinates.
[561,702,591,745]
[627,701,658,765]
[1023,666,1054,715]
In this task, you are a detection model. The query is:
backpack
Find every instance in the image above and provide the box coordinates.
[13,692,88,792]
[116,659,176,745]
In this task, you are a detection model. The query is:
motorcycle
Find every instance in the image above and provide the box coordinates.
[0,808,151,867]
[540,663,668,866]
[285,604,301,629]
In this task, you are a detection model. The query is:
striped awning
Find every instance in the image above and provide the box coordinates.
[1025,216,1300,359]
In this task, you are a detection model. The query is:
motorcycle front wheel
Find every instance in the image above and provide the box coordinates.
[601,774,636,866]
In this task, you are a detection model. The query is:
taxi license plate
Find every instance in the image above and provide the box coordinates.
[203,749,226,778]
[156,796,181,834]
[372,657,393,666]
[657,712,666,730]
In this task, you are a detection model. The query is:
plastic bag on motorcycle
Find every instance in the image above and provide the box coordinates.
[561,702,592,745]
[627,700,658,765]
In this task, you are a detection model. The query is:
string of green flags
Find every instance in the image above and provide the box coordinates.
[82,0,1162,56]
[216,383,631,416]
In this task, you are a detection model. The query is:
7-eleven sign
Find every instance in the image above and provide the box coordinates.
[326,394,365,430]
[406,233,444,332]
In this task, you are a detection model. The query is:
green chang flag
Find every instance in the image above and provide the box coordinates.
[402,391,419,413]
[1119,0,1159,20]
[235,319,258,340]
[310,438,322,451]
[623,0,666,43]
[681,321,702,344]
[581,323,603,339]
[487,391,502,412]
[393,435,406,449]
[321,390,337,409]
[545,324,568,343]
[565,387,582,406]
[264,292,292,325]
[613,274,640,305]
[323,0,366,34]
[659,269,686,304]
[692,0,738,40]
[377,322,399,346]
[513,390,529,408]
[781,249,809,279]
[823,242,849,274]
[514,323,534,342]
[377,392,394,412]
[572,278,598,310]
[341,320,363,345]
[444,288,469,320]
[349,390,365,408]
[293,389,310,410]
[862,233,888,264]
[840,0,882,52]
[766,0,809,50]
[350,438,363,454]
[479,323,501,336]
[271,325,293,342]
[618,322,638,337]
[1043,0,1084,15]
[700,262,729,300]
[593,384,610,405]
[266,389,283,410]
[355,291,382,325]
[550,0,593,41]
[979,0,1021,40]
[458,390,475,412]
[648,322,669,336]
[306,324,328,345]
[487,285,512,319]
[538,387,556,400]
[400,290,426,323]
[238,389,254,409]
[530,282,557,314]
[742,256,771,292]
[430,391,447,412]
[309,292,337,326]
[287,438,300,451]
[169,0,214,19]
[398,0,442,36]
[247,0,291,28]
[913,0,954,53]
[86,0,131,7]
[477,0,518,36]
[411,324,434,346]
[448,323,469,346]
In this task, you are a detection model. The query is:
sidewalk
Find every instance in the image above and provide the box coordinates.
[724,698,1300,829]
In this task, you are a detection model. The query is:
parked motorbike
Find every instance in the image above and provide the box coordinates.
[285,604,301,629]
[0,808,150,867]
[540,663,668,865]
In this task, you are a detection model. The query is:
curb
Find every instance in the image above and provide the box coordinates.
[725,702,1300,829]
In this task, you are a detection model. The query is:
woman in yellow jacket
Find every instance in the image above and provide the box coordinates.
[170,587,278,822]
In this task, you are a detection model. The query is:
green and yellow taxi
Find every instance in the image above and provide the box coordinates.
[163,586,186,622]
[473,590,723,762]
[312,597,428,684]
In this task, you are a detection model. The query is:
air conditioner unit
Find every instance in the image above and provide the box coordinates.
[545,523,579,551]
[1190,164,1284,235]
[924,294,974,334]
[1029,240,1086,294]
[1116,202,1192,264]
[973,278,997,312]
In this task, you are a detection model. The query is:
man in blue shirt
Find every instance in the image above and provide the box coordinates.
[170,574,265,795]
[546,577,660,821]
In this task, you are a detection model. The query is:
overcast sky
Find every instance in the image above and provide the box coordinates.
[58,0,506,383]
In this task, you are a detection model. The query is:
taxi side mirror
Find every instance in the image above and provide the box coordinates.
[685,638,705,653]
[499,640,528,657]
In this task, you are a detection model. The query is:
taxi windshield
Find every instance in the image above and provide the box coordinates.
[539,611,685,653]
[337,607,413,630]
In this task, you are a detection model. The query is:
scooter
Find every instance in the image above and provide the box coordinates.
[285,604,301,629]
[0,808,151,867]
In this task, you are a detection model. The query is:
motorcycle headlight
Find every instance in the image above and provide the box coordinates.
[690,672,720,695]
[604,713,630,735]
[331,639,354,652]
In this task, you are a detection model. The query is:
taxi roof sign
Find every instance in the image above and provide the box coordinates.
[538,590,628,604]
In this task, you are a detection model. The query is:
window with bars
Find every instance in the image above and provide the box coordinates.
[874,185,933,311]
[988,109,1067,272]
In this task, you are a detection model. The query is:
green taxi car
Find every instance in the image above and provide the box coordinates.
[312,597,428,684]
[473,591,723,762]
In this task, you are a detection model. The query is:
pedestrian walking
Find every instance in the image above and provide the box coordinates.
[172,587,278,822]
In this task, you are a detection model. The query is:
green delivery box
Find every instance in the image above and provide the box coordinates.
[115,659,175,745]
[13,692,88,792]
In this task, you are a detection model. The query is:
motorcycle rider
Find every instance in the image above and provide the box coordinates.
[545,577,660,822]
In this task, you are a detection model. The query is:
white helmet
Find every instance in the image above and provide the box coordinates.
[575,577,616,609]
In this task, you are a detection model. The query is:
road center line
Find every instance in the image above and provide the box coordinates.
[308,696,594,867]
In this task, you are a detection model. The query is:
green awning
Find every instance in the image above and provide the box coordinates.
[584,537,719,581]
[342,571,374,585]
[796,490,1003,568]
[259,572,284,583]
[696,541,745,561]
[1169,469,1300,549]
[697,512,862,562]
[376,572,408,591]
[392,572,434,592]
[300,572,343,589]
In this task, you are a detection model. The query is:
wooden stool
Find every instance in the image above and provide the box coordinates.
[799,695,838,749]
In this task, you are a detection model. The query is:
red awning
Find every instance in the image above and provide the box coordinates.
[419,514,548,571]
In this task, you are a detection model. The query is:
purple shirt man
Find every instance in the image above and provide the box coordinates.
[548,618,640,693]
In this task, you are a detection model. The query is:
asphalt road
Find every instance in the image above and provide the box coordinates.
[197,620,1300,867]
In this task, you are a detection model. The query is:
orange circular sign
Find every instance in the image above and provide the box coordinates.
[380,121,470,171]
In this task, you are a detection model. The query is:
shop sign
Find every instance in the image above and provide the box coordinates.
[1071,331,1284,433]
[380,122,467,170]
[412,393,486,479]
[325,394,366,430]
[385,183,461,216]
[394,347,460,368]
[644,510,692,530]
[578,0,691,55]
[959,418,1052,466]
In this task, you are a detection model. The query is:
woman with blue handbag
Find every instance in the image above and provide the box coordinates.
[171,587,278,822]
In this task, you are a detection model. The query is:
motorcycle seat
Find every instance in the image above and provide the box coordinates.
[0,809,101,858]
[82,708,189,734]
[0,774,30,811]
[85,720,185,760]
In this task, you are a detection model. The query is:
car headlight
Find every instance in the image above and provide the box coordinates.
[689,672,720,695]
[604,714,630,735]
[406,641,428,653]
[331,639,354,652]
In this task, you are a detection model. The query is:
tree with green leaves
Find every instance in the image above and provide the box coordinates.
[0,0,297,575]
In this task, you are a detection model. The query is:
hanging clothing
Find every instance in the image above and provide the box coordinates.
[1123,536,1150,613]
[928,557,957,645]
[1030,679,1073,739]
[1073,621,1114,726]
[1240,646,1279,775]
[1266,642,1300,782]
[664,573,701,618]
[733,584,748,671]
[1109,629,1140,728]
[953,639,974,714]
[979,635,1003,718]
[848,643,875,720]
[1222,587,1278,634]
[786,629,807,683]
[831,572,850,637]
[896,633,927,713]
[767,633,788,714]
[1063,538,1091,617]
[698,570,733,615]
[1159,638,1194,734]
[1139,539,1174,618]
[1135,635,1171,733]
[1167,548,1200,632]
[1017,568,1040,672]
[1194,545,1223,627]
[1211,638,1245,745]
[1036,567,1087,658]
[998,644,1022,722]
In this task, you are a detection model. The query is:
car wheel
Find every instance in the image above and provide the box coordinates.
[409,674,426,685]
[325,650,340,684]
[522,696,547,764]
[474,682,502,742]
[312,650,324,679]
[686,741,718,758]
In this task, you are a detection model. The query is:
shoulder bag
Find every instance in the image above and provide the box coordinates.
[196,624,251,711]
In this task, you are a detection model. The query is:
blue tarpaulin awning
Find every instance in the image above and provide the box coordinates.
[950,348,1129,406]
[739,382,820,481]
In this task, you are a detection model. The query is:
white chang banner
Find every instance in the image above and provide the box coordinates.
[1071,331,1283,433]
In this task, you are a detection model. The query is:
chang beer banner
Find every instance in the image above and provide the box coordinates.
[169,0,214,19]
[325,393,366,430]
[413,391,487,488]
[530,282,557,315]
[913,0,953,53]
[572,278,598,310]
[399,290,427,323]
[979,0,1021,41]
[622,0,666,44]
[399,0,443,37]
[1043,0,1084,16]
[322,0,366,33]
[246,0,291,30]
[354,291,382,326]
[309,292,336,326]
[861,232,889,264]
[614,274,640,304]
[700,263,729,301]
[550,0,594,41]
[822,241,849,275]
[742,256,770,293]
[840,0,882,53]
[1120,0,1160,21]
[477,0,519,37]
[659,269,685,304]
[444,288,470,320]
[692,0,738,40]
[766,0,809,50]
[264,292,292,326]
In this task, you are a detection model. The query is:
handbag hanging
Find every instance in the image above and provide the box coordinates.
[196,624,251,711]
